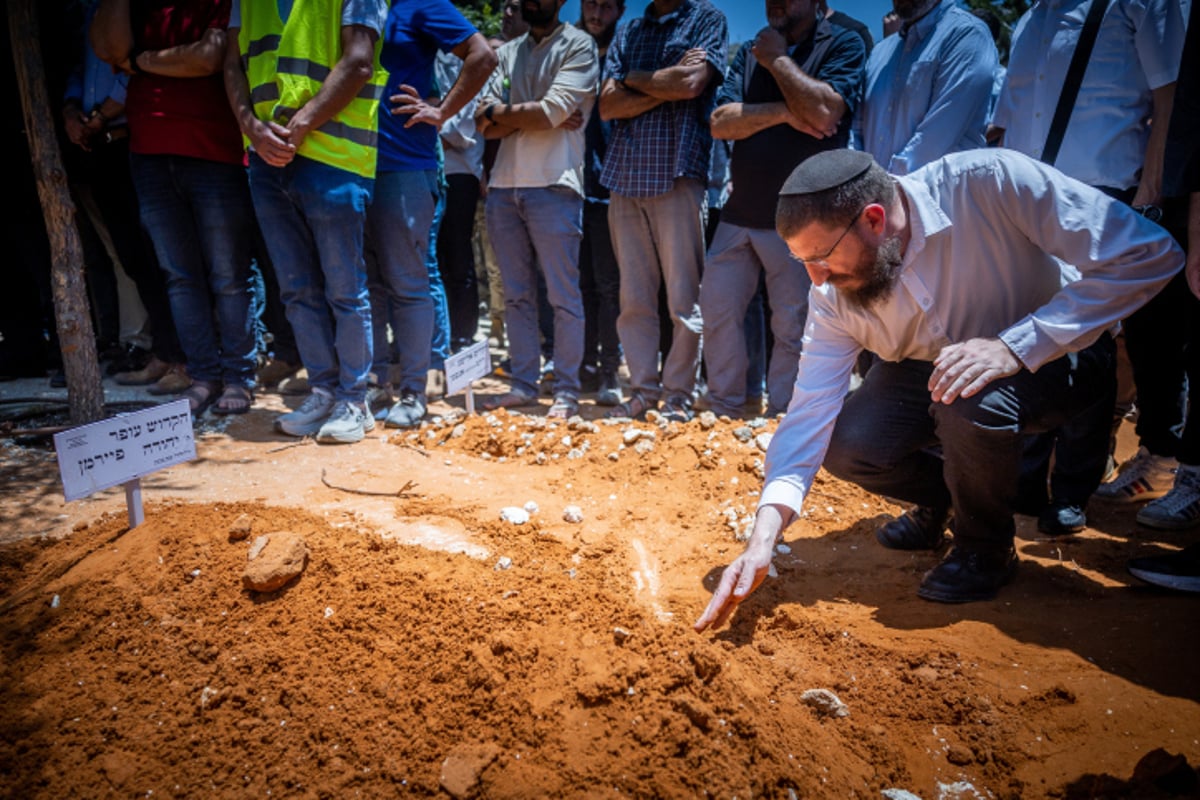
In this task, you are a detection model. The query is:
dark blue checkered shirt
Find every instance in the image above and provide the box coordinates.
[599,0,727,199]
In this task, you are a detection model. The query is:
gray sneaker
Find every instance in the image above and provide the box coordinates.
[316,399,375,444]
[275,388,335,437]
[366,383,395,421]
[384,391,426,429]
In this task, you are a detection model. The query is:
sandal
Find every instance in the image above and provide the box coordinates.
[604,391,654,420]
[212,384,255,415]
[480,389,537,412]
[182,380,220,418]
[547,394,579,420]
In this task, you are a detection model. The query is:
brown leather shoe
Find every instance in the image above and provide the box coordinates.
[147,364,191,395]
[114,356,169,386]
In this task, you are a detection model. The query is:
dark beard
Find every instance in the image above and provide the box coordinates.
[522,4,556,27]
[842,236,904,310]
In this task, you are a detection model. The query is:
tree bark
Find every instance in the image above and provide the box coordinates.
[8,0,104,424]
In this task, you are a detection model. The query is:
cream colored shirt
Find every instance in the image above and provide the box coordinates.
[482,22,598,195]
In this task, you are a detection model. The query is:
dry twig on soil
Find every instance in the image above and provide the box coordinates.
[320,468,417,497]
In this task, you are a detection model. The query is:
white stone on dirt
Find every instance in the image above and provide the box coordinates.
[523,501,539,514]
[698,411,717,430]
[607,451,620,461]
[499,507,529,525]
[563,505,584,524]
[535,452,548,465]
[733,426,753,443]
[494,556,513,571]
[755,432,774,452]
[613,626,632,644]
[634,439,654,455]
[451,424,466,438]
[880,790,923,800]
[622,429,643,445]
[242,532,309,593]
[800,688,849,718]
[247,535,268,560]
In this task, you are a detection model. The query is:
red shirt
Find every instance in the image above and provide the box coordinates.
[125,0,244,165]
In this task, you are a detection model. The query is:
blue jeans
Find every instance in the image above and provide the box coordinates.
[427,183,451,370]
[822,336,1116,552]
[247,154,374,402]
[130,153,256,386]
[486,186,584,397]
[365,169,438,394]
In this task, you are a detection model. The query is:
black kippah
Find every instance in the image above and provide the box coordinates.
[780,149,875,196]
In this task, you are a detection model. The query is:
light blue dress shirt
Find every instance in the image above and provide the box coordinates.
[992,0,1185,191]
[851,1,997,174]
[759,150,1184,515]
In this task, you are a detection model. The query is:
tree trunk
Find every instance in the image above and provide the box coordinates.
[8,0,104,424]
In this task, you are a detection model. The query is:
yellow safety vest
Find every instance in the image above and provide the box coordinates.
[239,0,386,178]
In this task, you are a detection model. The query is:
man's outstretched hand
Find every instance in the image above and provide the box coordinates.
[694,506,791,633]
[692,545,773,632]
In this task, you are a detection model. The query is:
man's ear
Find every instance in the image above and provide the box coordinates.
[861,202,887,236]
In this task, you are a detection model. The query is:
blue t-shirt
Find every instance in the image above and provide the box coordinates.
[376,0,477,174]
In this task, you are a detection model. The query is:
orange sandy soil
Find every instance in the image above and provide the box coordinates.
[1,385,1199,799]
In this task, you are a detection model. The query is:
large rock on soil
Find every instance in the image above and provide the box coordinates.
[439,743,501,798]
[242,532,309,593]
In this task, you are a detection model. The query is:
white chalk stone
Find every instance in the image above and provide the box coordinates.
[499,507,529,525]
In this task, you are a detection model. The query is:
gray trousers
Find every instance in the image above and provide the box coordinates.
[609,178,705,400]
[822,335,1116,551]
[699,222,810,416]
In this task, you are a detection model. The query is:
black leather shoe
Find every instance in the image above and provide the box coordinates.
[876,505,951,550]
[917,546,1018,603]
[1037,501,1087,536]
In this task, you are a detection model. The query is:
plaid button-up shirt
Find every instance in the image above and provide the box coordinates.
[599,0,727,199]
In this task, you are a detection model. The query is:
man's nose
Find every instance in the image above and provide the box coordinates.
[805,261,829,286]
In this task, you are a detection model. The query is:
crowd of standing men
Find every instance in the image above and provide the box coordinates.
[8,0,1199,594]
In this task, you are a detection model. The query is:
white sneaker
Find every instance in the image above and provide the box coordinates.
[1093,446,1177,503]
[316,400,374,444]
[275,388,335,437]
[1136,465,1200,530]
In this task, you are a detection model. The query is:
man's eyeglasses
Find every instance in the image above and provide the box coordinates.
[800,208,863,268]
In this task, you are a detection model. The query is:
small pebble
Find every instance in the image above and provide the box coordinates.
[499,507,530,525]
[563,505,584,524]
[523,501,539,514]
[800,688,849,718]
[755,432,774,452]
[495,556,513,571]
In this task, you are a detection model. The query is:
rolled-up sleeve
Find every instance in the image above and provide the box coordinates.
[539,35,599,127]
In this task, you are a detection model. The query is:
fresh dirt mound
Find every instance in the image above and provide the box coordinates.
[1,408,1198,798]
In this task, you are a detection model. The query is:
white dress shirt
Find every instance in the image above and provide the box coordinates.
[760,148,1185,516]
[992,0,1185,190]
